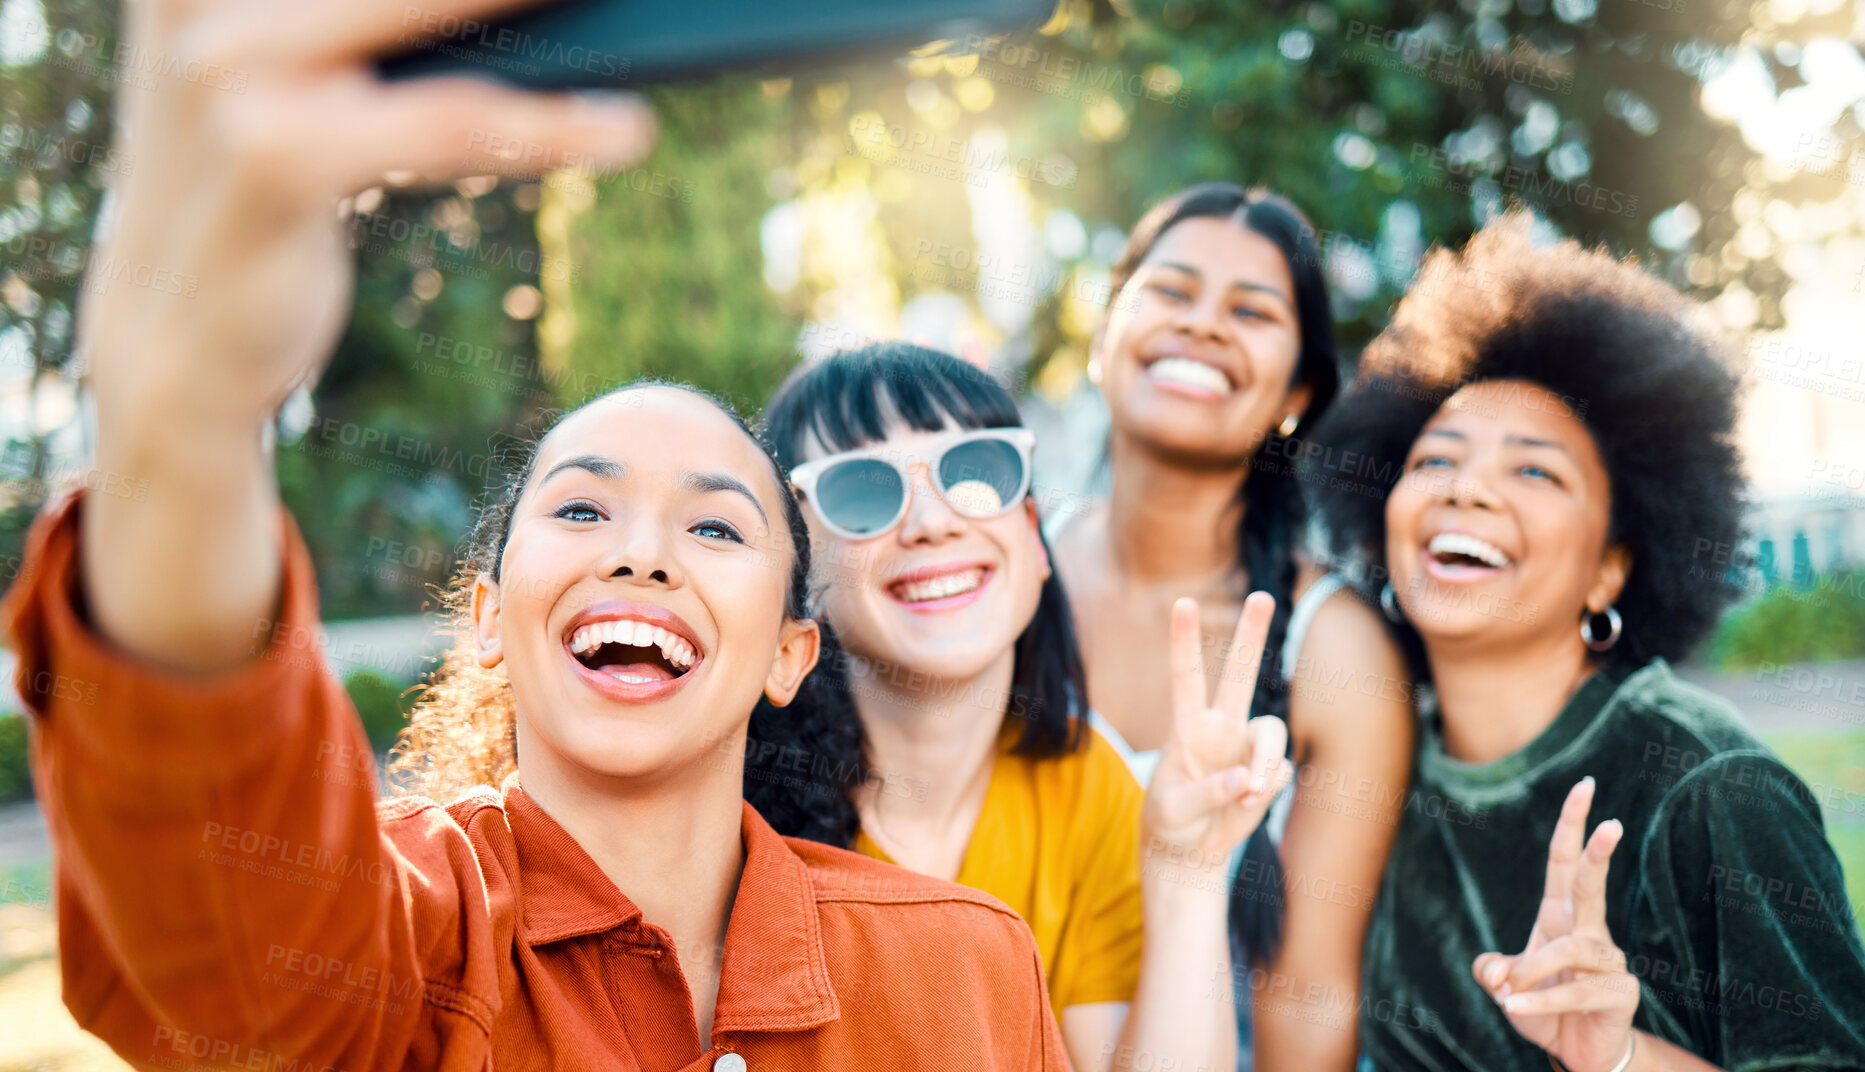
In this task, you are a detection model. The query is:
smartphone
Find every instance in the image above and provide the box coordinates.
[377,0,1059,90]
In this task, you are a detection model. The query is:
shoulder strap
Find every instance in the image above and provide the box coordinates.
[1279,572,1351,680]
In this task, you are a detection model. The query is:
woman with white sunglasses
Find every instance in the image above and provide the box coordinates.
[747,342,1295,1072]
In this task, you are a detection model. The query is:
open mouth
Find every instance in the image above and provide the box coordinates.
[888,565,991,606]
[568,620,699,684]
[1425,531,1514,572]
[1145,356,1235,397]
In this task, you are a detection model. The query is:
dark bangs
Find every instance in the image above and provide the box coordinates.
[763,341,1025,465]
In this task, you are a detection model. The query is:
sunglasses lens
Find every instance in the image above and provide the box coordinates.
[938,437,1025,518]
[815,458,906,536]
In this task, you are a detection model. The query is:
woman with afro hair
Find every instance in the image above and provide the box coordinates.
[1304,213,1865,1072]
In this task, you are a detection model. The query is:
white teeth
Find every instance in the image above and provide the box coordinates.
[1428,532,1513,569]
[568,620,699,669]
[1147,356,1233,395]
[895,568,985,603]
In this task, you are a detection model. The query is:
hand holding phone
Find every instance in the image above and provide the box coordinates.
[80,0,655,675]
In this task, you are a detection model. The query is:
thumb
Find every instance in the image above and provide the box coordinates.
[1473,952,1516,994]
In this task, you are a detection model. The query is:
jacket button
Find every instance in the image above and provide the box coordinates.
[713,1054,747,1072]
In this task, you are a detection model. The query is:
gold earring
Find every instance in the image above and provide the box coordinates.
[1277,413,1299,437]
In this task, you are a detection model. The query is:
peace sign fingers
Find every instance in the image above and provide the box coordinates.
[1534,776,1598,943]
[1213,591,1276,719]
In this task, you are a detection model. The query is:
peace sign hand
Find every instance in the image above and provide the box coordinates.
[1473,778,1640,1072]
[1141,594,1294,879]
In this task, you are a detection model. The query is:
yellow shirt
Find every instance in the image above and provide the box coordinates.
[854,720,1145,1023]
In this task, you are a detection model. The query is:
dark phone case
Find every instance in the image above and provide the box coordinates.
[377,0,1058,90]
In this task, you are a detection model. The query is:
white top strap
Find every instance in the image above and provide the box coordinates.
[1279,571,1350,680]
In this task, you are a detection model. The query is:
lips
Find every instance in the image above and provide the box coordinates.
[1421,530,1515,583]
[1140,350,1237,398]
[885,563,993,612]
[561,601,705,702]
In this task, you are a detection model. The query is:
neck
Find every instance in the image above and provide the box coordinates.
[1425,629,1599,764]
[518,740,746,1004]
[1105,429,1245,583]
[851,646,1017,831]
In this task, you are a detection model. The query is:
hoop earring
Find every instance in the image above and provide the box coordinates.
[1277,413,1300,437]
[1379,581,1404,624]
[1582,605,1622,652]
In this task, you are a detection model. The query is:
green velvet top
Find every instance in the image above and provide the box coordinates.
[1360,659,1865,1072]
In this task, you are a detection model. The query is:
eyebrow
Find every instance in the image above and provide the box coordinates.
[682,471,770,529]
[539,454,624,485]
[1152,261,1292,305]
[1420,429,1573,456]
[537,457,770,528]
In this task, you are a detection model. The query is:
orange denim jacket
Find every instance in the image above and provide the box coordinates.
[4,489,1068,1072]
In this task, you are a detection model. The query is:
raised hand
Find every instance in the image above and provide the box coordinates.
[1473,778,1640,1072]
[1141,593,1295,876]
[87,0,657,430]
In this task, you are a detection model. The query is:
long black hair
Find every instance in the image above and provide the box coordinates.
[1103,183,1343,968]
[744,342,1090,847]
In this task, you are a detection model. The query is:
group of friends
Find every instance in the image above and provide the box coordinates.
[8,2,1865,1070]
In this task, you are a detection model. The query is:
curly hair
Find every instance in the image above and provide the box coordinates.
[1304,211,1748,674]
[385,381,816,802]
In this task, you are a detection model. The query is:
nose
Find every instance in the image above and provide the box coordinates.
[1173,290,1229,341]
[1438,460,1499,511]
[896,462,965,547]
[594,516,685,588]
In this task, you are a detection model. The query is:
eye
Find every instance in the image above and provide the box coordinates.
[1518,464,1562,485]
[1230,305,1266,321]
[1409,454,1452,472]
[1148,282,1190,302]
[554,499,604,522]
[691,518,745,543]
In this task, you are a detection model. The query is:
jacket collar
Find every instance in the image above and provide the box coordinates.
[502,776,839,1032]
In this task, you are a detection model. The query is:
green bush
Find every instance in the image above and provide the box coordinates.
[1713,572,1865,670]
[0,713,31,804]
[345,670,414,752]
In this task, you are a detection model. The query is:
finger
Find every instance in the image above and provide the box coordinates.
[1572,817,1624,935]
[1175,765,1255,819]
[1242,716,1289,797]
[1472,953,1515,993]
[1505,933,1626,993]
[337,78,656,191]
[1537,777,1596,934]
[1501,974,1640,1017]
[1212,591,1275,718]
[1169,597,1208,728]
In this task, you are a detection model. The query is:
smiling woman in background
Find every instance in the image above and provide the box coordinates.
[1048,182,1414,1071]
[749,343,1296,1072]
[2,0,1076,1066]
[1306,213,1865,1072]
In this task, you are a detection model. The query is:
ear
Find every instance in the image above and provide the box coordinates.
[471,572,505,670]
[1281,379,1315,429]
[763,616,821,707]
[1023,498,1051,576]
[1586,544,1632,614]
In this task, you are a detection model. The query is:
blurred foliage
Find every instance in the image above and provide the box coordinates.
[346,669,416,752]
[1713,571,1865,669]
[4,0,1863,622]
[539,83,801,415]
[0,713,29,804]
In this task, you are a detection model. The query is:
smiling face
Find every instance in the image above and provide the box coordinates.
[1096,216,1312,465]
[795,417,1048,692]
[471,387,819,785]
[1384,380,1629,653]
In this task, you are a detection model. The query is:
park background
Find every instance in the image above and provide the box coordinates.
[3,0,1865,1065]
